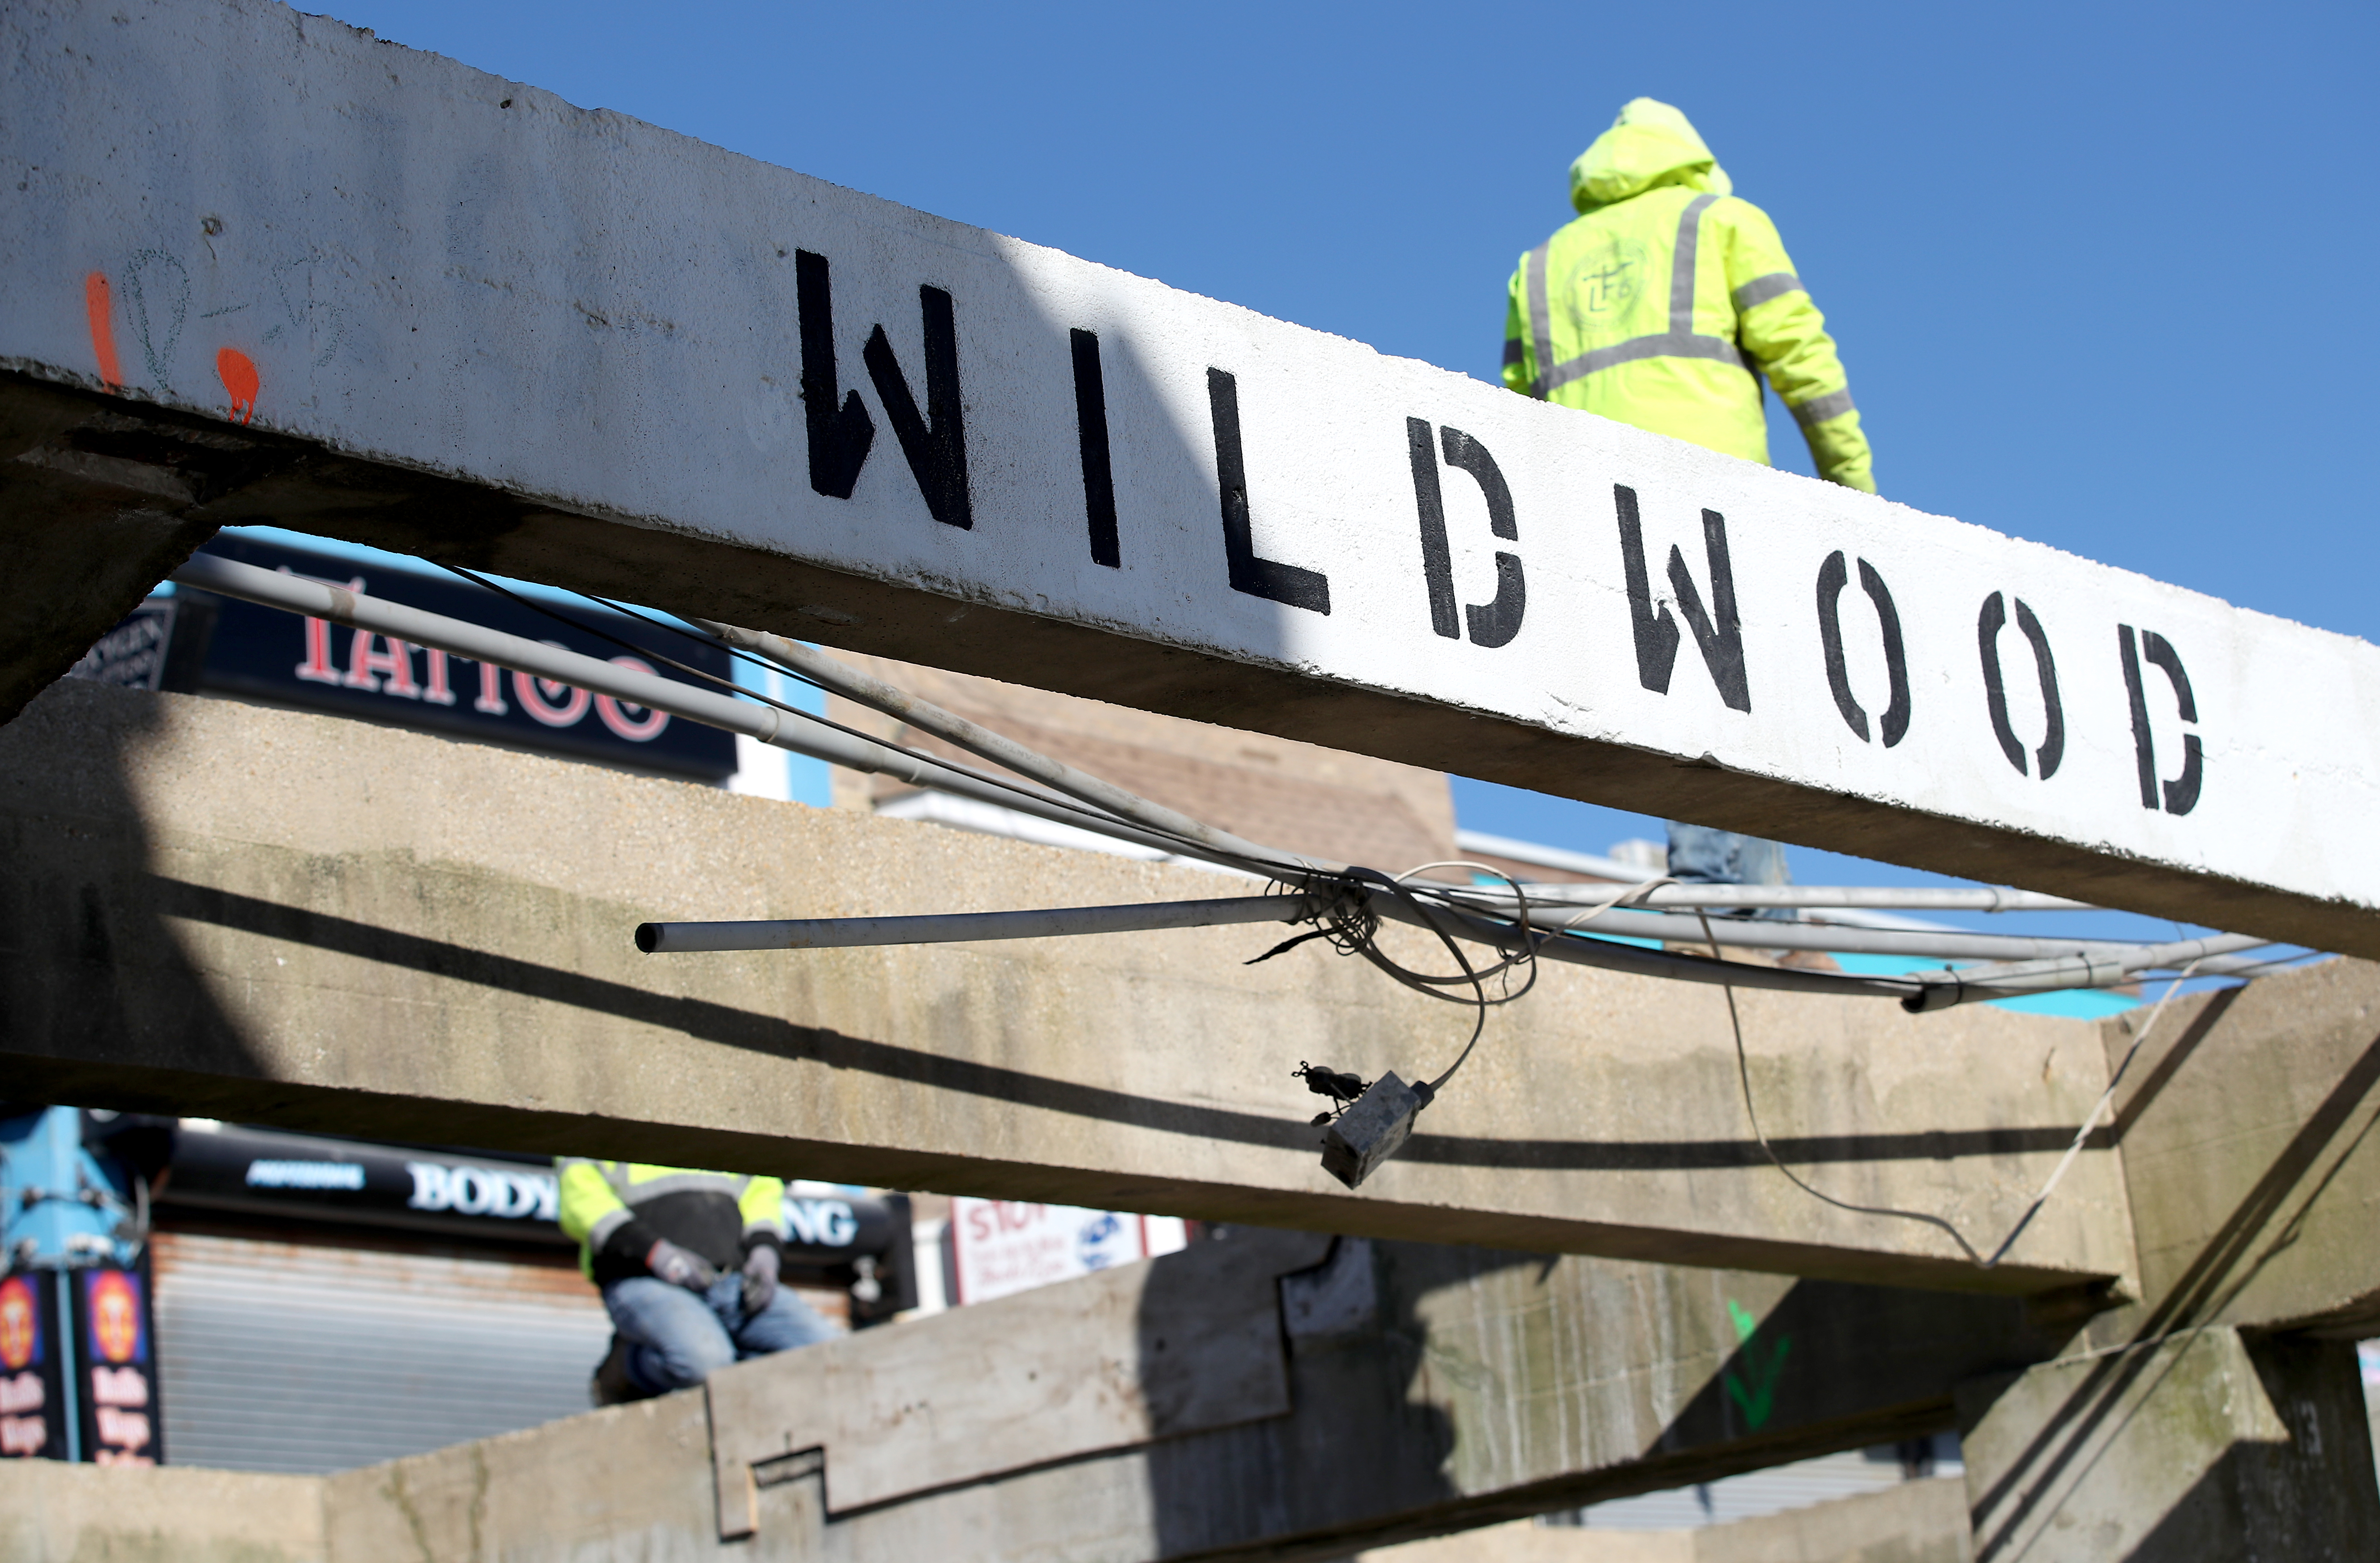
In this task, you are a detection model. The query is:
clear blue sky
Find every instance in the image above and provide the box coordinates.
[313,0,2373,943]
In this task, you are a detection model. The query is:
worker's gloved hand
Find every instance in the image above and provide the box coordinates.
[740,1244,780,1315]
[645,1238,718,1291]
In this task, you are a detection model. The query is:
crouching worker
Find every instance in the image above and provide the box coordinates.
[558,1158,835,1404]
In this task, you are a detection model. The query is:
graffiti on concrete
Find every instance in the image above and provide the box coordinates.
[1721,1297,1790,1432]
[79,247,350,427]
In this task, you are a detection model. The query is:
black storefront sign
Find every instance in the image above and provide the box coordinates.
[73,1257,162,1466]
[156,535,737,781]
[158,1125,916,1316]
[62,600,179,692]
[0,1270,68,1460]
[164,1125,574,1248]
[0,1259,164,1465]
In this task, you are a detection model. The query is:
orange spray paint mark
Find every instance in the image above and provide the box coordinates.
[217,347,260,425]
[84,272,122,390]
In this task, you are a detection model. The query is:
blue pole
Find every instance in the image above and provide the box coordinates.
[55,1269,78,1463]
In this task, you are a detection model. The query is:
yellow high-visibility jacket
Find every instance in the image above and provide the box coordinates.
[555,1159,785,1283]
[1503,98,1874,494]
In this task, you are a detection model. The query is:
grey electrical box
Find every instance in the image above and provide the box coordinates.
[1320,1073,1431,1189]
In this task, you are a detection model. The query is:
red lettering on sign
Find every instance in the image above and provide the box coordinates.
[295,616,340,684]
[94,1404,151,1451]
[514,654,590,727]
[90,1365,147,1407]
[421,648,457,706]
[595,656,671,741]
[0,1371,43,1415]
[474,661,507,715]
[343,630,421,698]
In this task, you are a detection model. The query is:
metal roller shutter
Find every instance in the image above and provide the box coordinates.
[150,1230,614,1473]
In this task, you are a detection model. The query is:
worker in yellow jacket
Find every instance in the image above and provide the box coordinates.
[1506,98,1872,931]
[1503,97,1874,494]
[558,1158,832,1402]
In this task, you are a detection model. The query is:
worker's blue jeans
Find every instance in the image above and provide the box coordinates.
[602,1273,835,1393]
[1664,822,1793,920]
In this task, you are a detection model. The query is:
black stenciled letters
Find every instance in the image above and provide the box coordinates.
[1407,420,1525,648]
[1613,486,1749,711]
[1407,419,1458,638]
[2119,625,2202,816]
[1978,592,2064,779]
[796,253,971,527]
[1070,330,1119,567]
[795,250,875,500]
[862,285,972,528]
[1207,369,1330,614]
[1816,551,1911,747]
[1440,428,1524,649]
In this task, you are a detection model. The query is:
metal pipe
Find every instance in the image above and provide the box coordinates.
[699,620,1333,877]
[1900,932,2273,1010]
[637,893,1324,953]
[1444,897,2243,964]
[1359,894,1924,1001]
[171,554,1241,867]
[1464,883,2096,913]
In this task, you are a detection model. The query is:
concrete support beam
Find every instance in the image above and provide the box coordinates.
[0,391,227,724]
[0,680,2138,1291]
[1936,961,2380,1559]
[1958,1329,2378,1561]
[4,0,2376,949]
[2097,961,2380,1337]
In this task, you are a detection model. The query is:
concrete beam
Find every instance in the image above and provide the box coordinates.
[1938,964,2380,1560]
[2095,959,2380,1338]
[0,1231,2070,1562]
[1958,1329,2378,1561]
[4,0,2375,951]
[0,679,2140,1292]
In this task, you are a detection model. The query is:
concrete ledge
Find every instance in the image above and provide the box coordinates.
[0,1458,326,1563]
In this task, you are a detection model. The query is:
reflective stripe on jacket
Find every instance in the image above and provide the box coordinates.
[1501,100,1874,494]
[555,1159,785,1281]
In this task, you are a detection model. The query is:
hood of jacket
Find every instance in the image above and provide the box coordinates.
[1568,98,1732,214]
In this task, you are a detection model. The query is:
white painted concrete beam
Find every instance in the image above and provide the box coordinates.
[3,0,2373,953]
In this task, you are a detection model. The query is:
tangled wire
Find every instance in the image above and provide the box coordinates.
[1251,862,1544,1106]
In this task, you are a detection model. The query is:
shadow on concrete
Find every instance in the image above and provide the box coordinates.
[1963,1022,2380,1561]
[2110,1334,2380,1562]
[0,685,261,1099]
[1134,1237,1487,1563]
[120,874,2124,1175]
[1130,1237,2089,1563]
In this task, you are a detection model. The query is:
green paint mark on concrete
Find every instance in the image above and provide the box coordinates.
[1722,1298,1791,1431]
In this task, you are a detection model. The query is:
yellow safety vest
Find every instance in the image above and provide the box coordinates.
[1503,99,1875,494]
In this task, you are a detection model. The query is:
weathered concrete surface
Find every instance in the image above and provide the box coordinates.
[3,0,2374,952]
[1958,1329,2379,1561]
[707,1227,1331,1531]
[1919,969,2380,1559]
[0,1457,326,1562]
[1352,1478,1971,1563]
[821,649,1461,875]
[0,391,226,724]
[0,1238,2064,1562]
[0,679,2137,1292]
[2093,962,2380,1338]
